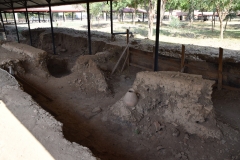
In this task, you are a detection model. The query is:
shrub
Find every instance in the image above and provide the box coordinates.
[169,16,181,28]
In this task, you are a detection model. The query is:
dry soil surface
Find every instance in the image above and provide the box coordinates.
[0,27,240,160]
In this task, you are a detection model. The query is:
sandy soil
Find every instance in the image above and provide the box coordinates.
[0,26,240,160]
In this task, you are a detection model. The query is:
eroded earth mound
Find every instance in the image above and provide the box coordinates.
[111,71,221,139]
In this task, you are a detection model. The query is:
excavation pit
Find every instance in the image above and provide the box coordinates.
[1,28,240,160]
[47,58,71,78]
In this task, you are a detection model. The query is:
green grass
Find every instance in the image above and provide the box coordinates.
[128,20,240,40]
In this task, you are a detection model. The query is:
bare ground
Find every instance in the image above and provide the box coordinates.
[0,26,240,160]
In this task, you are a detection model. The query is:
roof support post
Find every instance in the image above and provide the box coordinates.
[154,0,161,71]
[47,0,56,55]
[110,0,113,35]
[11,1,20,43]
[43,13,45,21]
[24,12,27,23]
[87,1,91,55]
[81,12,82,21]
[24,1,33,46]
[38,12,40,23]
[4,12,7,23]
[71,12,73,21]
[63,12,65,22]
[132,12,133,22]
[121,10,123,22]
[143,13,144,22]
[0,11,7,40]
[52,13,54,21]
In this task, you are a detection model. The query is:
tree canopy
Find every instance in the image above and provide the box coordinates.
[75,0,240,39]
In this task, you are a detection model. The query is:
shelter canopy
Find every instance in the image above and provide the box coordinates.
[0,0,104,10]
[120,7,147,13]
[4,5,85,13]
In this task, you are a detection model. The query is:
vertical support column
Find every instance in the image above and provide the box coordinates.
[132,12,133,22]
[121,10,123,22]
[11,1,20,43]
[4,12,7,23]
[38,12,40,23]
[87,2,92,55]
[110,0,113,35]
[180,44,185,72]
[71,12,73,21]
[52,13,54,21]
[25,2,32,46]
[63,12,65,21]
[0,12,7,40]
[47,0,56,55]
[43,13,45,22]
[218,48,223,90]
[143,13,144,22]
[154,0,161,71]
[24,12,27,23]
[81,12,82,21]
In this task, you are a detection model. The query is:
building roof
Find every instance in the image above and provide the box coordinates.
[120,7,147,13]
[0,0,103,11]
[4,4,85,13]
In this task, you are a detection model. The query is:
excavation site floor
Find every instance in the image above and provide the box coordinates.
[0,28,240,160]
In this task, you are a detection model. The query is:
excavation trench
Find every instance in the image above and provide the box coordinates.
[1,28,240,160]
[14,62,148,160]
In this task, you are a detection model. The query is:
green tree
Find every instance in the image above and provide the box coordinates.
[165,0,181,19]
[114,0,146,25]
[160,0,167,26]
[212,0,239,39]
[113,0,133,22]
[147,0,167,38]
[198,0,209,22]
[179,0,198,26]
[147,0,156,38]
[224,0,240,31]
[90,2,109,20]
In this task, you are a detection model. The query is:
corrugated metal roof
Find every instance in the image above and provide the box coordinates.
[0,0,104,10]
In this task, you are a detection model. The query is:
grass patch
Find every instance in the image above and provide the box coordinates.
[130,20,240,40]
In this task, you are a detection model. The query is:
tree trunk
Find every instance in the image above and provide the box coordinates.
[188,0,194,26]
[133,0,136,25]
[220,19,223,39]
[224,17,228,31]
[117,12,120,22]
[201,11,204,22]
[212,12,214,32]
[217,9,227,39]
[169,9,173,21]
[148,0,154,38]
[213,11,215,27]
[160,0,166,26]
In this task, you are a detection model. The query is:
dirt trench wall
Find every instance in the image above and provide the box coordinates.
[22,29,113,55]
[2,41,47,64]
[40,32,88,53]
[111,71,221,139]
[0,68,98,160]
[22,28,240,87]
[129,47,240,88]
[1,41,49,78]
